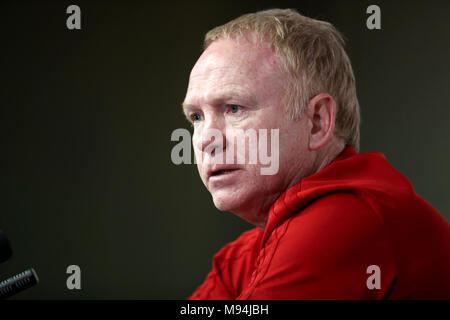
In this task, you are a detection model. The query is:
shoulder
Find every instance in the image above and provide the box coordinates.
[242,192,398,299]
[189,228,262,299]
[281,191,393,259]
[213,227,262,262]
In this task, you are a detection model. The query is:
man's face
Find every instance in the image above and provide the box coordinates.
[183,37,311,227]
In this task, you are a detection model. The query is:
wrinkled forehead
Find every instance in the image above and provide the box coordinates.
[194,38,276,72]
[186,37,284,101]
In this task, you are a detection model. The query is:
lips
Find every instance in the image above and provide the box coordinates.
[211,169,238,176]
[207,166,242,180]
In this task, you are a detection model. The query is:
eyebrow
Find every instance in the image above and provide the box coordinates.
[181,88,257,112]
[181,103,196,121]
[181,102,195,111]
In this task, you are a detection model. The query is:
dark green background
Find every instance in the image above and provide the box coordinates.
[0,0,448,299]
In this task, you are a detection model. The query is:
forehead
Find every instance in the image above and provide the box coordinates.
[184,37,284,107]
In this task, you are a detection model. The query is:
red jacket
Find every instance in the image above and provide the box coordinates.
[189,146,450,299]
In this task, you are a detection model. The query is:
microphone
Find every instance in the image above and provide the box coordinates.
[0,230,40,299]
[0,230,12,263]
[0,268,39,299]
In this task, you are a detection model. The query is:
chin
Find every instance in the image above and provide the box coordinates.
[211,193,246,213]
[212,196,236,212]
[212,194,265,227]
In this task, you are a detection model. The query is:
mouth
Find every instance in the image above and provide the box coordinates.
[211,169,239,176]
[207,167,242,182]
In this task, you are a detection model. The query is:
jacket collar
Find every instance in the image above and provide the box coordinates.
[260,145,359,247]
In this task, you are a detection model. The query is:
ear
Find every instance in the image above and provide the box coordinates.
[305,93,336,150]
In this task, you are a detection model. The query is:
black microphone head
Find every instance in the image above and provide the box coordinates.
[0,230,13,263]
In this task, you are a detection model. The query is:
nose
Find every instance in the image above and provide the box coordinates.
[194,115,227,156]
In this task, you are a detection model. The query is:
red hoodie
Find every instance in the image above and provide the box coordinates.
[188,146,450,299]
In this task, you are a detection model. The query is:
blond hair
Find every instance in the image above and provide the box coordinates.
[204,8,361,152]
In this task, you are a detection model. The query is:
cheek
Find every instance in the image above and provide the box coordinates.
[192,131,202,157]
[280,118,306,146]
[192,129,200,149]
[192,135,204,174]
[194,149,204,176]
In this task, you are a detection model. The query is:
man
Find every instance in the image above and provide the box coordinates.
[182,9,450,299]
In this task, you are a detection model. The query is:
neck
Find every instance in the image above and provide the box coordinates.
[313,138,346,174]
[242,138,346,231]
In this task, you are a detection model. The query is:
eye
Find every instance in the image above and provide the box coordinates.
[190,113,202,122]
[228,104,242,114]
